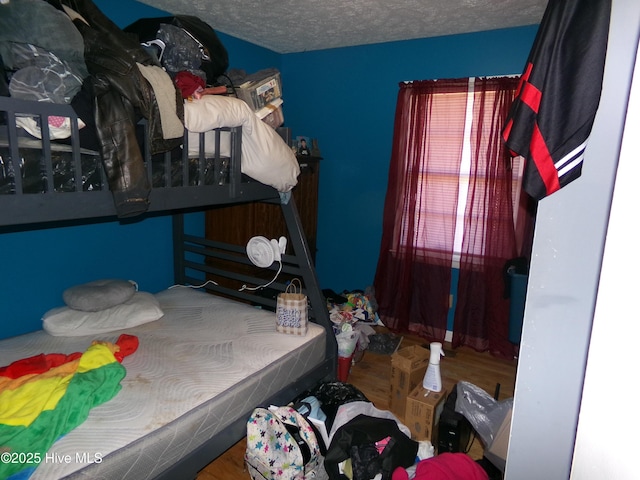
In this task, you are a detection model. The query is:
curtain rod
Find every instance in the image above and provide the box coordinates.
[403,74,520,84]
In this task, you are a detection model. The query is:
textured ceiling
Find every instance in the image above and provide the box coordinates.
[139,0,547,54]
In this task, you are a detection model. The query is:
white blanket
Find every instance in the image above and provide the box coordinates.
[183,95,300,192]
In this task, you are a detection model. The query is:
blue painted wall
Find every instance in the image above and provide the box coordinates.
[279,28,538,294]
[0,0,279,339]
[279,29,537,335]
[0,0,536,338]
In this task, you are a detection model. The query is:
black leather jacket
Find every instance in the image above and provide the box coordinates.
[53,0,184,217]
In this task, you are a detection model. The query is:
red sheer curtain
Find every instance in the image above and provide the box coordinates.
[452,77,522,359]
[374,79,469,340]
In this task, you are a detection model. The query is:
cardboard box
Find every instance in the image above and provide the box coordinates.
[255,98,284,129]
[236,72,282,111]
[404,385,447,442]
[389,346,430,420]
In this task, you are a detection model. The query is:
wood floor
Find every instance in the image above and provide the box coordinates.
[196,329,518,479]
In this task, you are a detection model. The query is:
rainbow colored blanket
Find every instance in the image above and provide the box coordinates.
[0,334,138,480]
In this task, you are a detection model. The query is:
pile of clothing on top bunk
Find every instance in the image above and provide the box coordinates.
[0,0,201,216]
[1,1,300,217]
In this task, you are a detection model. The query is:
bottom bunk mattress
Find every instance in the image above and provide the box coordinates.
[0,287,326,480]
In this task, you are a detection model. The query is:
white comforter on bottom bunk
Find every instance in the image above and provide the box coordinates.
[183,95,300,192]
[0,287,325,480]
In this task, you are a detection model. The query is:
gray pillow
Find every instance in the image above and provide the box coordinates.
[63,279,137,312]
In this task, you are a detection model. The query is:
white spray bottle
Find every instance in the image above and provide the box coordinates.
[422,342,444,392]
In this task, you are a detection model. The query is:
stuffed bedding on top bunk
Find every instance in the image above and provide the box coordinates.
[0,287,326,480]
[0,95,300,193]
[0,1,299,216]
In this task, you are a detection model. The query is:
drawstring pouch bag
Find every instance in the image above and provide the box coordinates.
[276,279,308,335]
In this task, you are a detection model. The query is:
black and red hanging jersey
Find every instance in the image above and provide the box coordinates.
[502,0,612,200]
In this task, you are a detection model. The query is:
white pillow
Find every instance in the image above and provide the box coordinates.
[184,94,254,133]
[183,95,300,192]
[43,292,164,336]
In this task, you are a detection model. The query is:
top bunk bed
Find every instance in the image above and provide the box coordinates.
[0,94,295,227]
[0,0,299,228]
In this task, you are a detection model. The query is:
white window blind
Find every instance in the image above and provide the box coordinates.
[402,78,524,267]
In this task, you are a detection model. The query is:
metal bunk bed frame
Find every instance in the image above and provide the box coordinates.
[0,95,337,478]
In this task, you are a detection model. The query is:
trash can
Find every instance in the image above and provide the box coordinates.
[508,271,528,344]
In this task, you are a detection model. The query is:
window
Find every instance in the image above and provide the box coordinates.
[374,75,531,355]
[401,78,524,266]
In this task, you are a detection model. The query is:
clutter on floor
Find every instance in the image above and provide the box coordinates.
[454,381,513,473]
[392,452,489,480]
[324,286,384,382]
[245,378,506,480]
[387,344,511,478]
[324,289,409,365]
[367,333,404,355]
[389,346,431,419]
[246,381,436,480]
[405,386,448,442]
[245,328,512,479]
[324,287,382,326]
[438,387,474,455]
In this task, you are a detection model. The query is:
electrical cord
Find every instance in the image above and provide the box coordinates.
[463,429,477,454]
[238,261,283,291]
[168,280,218,289]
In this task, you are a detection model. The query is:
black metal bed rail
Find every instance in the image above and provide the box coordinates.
[179,242,307,310]
[172,201,339,364]
[0,96,92,195]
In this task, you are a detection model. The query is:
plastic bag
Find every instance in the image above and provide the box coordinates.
[336,329,358,357]
[454,381,513,447]
[124,15,229,85]
[8,43,85,103]
[157,24,204,77]
[306,382,369,432]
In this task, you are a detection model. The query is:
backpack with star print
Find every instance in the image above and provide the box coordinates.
[245,405,325,480]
